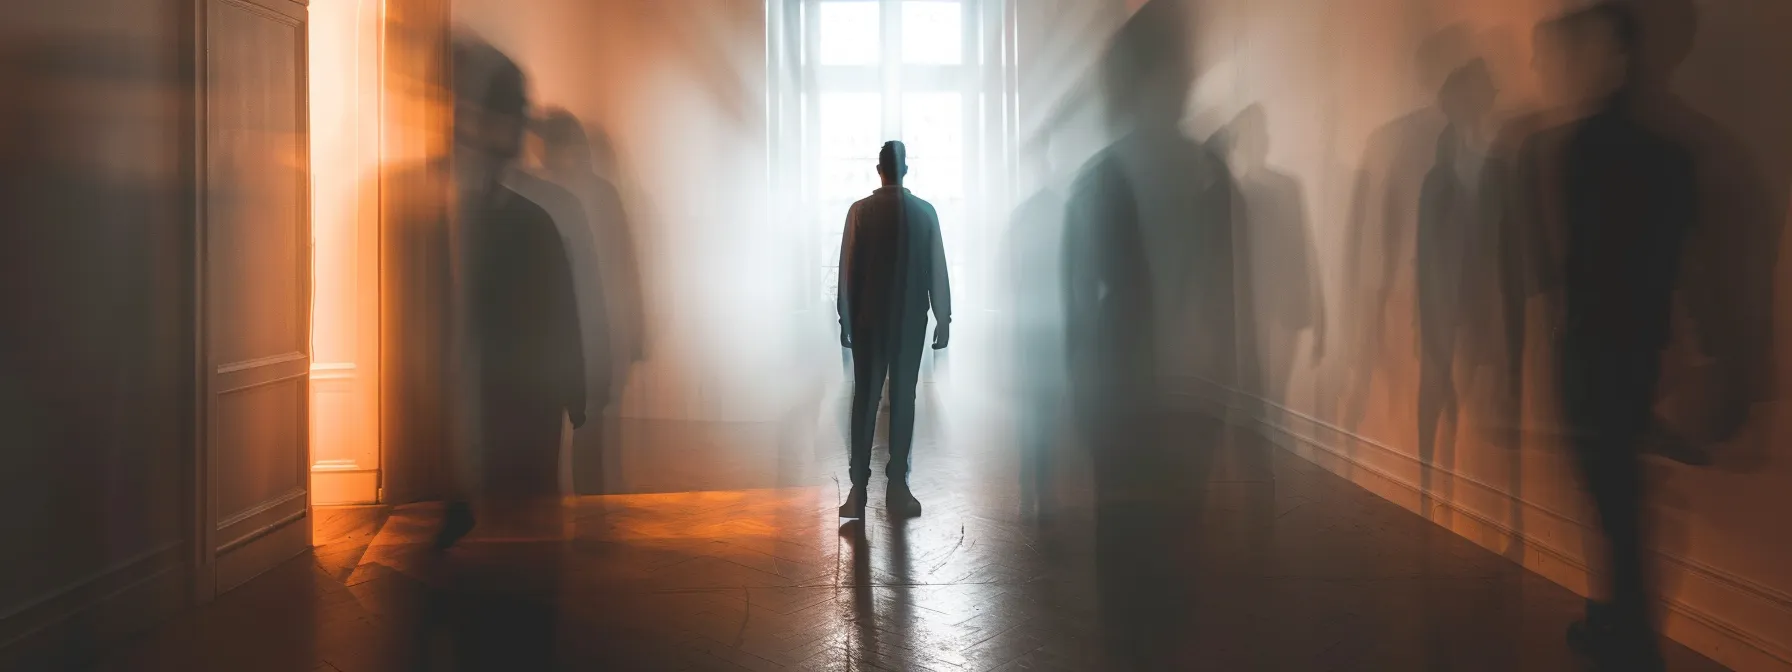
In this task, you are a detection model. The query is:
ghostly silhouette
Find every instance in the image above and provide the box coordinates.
[1062,1,1240,665]
[555,119,648,371]
[1004,139,1071,520]
[1211,104,1324,420]
[1533,6,1696,670]
[510,110,623,496]
[1331,25,1478,431]
[436,37,586,549]
[836,140,951,520]
[1410,60,1503,512]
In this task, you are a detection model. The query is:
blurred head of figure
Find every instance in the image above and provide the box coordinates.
[1100,0,1193,131]
[1438,58,1498,127]
[877,140,908,186]
[1624,0,1697,92]
[533,108,591,176]
[1215,104,1270,174]
[452,36,529,174]
[1555,3,1642,107]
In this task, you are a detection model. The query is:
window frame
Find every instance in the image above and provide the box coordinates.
[768,0,1020,314]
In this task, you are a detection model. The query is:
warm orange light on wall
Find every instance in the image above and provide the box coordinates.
[309,0,386,506]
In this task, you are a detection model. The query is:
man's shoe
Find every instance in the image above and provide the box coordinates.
[888,482,922,518]
[434,501,475,551]
[839,486,868,519]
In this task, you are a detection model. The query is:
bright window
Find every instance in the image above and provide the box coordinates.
[810,0,970,304]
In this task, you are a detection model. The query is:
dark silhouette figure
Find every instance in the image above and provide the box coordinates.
[836,140,952,520]
[1004,141,1071,520]
[436,38,586,550]
[1538,6,1696,669]
[1211,104,1325,420]
[1063,1,1242,666]
[1331,25,1477,431]
[1412,60,1502,509]
[513,109,627,496]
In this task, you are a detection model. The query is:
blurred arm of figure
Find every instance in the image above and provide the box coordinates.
[541,221,588,428]
[929,203,952,350]
[837,203,858,348]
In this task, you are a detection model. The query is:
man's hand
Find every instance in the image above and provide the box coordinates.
[932,321,950,350]
[569,410,588,430]
[840,328,853,349]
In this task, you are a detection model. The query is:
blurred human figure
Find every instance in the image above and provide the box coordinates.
[1063,0,1238,665]
[836,140,952,520]
[537,112,647,381]
[1211,104,1324,418]
[1004,139,1071,520]
[1331,26,1477,431]
[436,37,586,550]
[1411,60,1501,499]
[1537,6,1696,669]
[509,110,615,496]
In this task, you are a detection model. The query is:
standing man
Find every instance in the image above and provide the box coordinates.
[1544,5,1695,670]
[837,140,951,519]
[437,38,586,549]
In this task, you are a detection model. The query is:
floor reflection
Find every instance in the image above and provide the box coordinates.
[95,382,1729,671]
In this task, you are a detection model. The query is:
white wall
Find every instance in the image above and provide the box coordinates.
[0,0,193,662]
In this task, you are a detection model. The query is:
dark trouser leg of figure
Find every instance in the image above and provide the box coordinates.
[1091,405,1178,669]
[1019,396,1048,515]
[1564,344,1663,671]
[435,500,476,551]
[886,341,925,517]
[842,340,889,518]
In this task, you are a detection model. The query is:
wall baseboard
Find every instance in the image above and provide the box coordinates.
[0,544,189,670]
[1235,398,1792,672]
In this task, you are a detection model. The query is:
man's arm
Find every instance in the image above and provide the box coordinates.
[541,219,588,427]
[836,203,857,347]
[928,207,952,326]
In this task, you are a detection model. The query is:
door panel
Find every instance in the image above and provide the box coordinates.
[202,0,311,595]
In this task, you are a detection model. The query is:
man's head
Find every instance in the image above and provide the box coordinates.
[1220,104,1270,172]
[1552,3,1642,106]
[533,108,590,176]
[452,38,529,168]
[1100,0,1193,130]
[877,140,908,186]
[1438,58,1498,125]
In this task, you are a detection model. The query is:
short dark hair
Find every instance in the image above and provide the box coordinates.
[452,37,528,117]
[879,140,907,174]
[533,109,589,154]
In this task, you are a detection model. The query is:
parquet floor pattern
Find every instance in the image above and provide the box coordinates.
[90,373,1727,671]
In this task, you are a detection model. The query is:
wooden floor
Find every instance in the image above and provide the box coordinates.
[89,371,1727,671]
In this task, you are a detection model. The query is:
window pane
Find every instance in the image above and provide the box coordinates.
[901,93,962,199]
[819,2,880,66]
[902,1,961,65]
[818,92,884,302]
[819,93,883,201]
